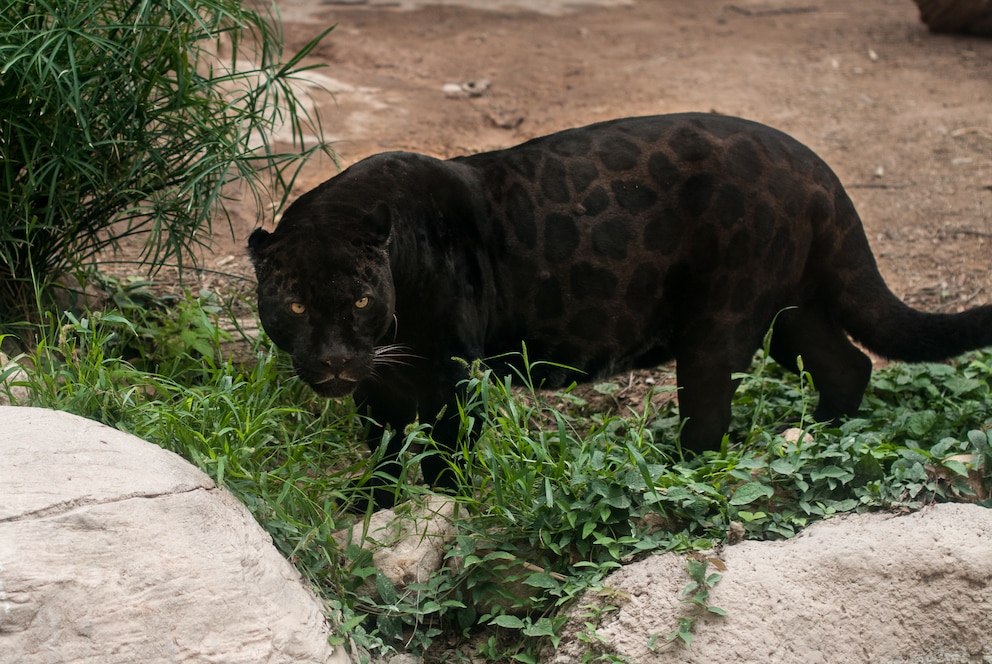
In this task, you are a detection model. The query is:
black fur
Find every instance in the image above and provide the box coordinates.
[249,113,992,507]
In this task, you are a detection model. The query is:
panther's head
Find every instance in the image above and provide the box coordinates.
[248,199,397,398]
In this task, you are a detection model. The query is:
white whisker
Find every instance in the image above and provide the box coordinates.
[372,344,422,368]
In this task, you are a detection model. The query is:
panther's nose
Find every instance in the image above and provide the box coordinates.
[320,355,360,383]
[322,356,350,371]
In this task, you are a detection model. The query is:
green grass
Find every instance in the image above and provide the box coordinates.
[3,285,990,662]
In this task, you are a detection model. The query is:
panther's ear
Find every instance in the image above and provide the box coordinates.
[363,202,392,243]
[247,228,271,261]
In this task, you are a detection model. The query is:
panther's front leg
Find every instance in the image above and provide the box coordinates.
[354,390,418,509]
[356,356,471,508]
[412,357,476,494]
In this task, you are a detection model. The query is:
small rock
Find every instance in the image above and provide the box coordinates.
[384,654,424,664]
[781,427,812,444]
[442,79,490,98]
[334,494,456,597]
[0,352,29,406]
[913,0,992,35]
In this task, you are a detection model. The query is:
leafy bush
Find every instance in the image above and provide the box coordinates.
[0,0,331,321]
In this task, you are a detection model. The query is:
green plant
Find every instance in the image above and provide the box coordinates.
[9,291,992,662]
[344,356,721,660]
[452,355,690,563]
[665,556,726,647]
[0,0,333,321]
[571,588,629,664]
[79,274,234,380]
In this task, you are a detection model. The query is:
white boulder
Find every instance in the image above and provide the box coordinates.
[0,406,352,664]
[551,503,992,663]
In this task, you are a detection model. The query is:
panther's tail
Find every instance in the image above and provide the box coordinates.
[843,289,992,362]
[827,197,992,362]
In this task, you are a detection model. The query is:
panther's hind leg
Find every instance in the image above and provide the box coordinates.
[769,304,873,423]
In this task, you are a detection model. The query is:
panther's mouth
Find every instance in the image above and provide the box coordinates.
[295,345,419,399]
[296,359,369,398]
[308,374,361,398]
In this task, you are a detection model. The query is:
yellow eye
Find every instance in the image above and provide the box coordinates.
[354,296,370,310]
[289,302,306,315]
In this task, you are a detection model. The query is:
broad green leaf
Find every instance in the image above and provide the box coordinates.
[491,615,526,630]
[729,482,774,506]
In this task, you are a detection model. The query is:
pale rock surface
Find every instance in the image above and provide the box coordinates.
[333,495,456,598]
[551,503,992,663]
[0,406,351,664]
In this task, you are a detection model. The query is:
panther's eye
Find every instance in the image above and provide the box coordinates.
[289,302,306,315]
[354,296,370,310]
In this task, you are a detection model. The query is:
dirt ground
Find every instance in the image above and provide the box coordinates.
[219,0,992,305]
[206,0,990,408]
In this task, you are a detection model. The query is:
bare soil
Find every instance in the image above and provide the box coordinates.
[206,0,991,409]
